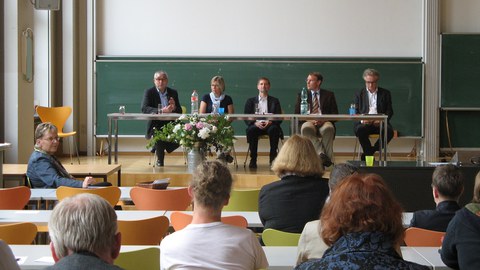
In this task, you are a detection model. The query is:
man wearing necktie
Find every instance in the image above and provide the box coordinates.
[295,72,338,167]
[353,68,394,160]
[141,70,182,166]
[244,77,283,169]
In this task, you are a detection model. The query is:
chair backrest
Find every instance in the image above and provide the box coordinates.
[404,227,446,247]
[36,106,72,133]
[0,223,38,244]
[262,228,301,246]
[130,187,191,210]
[114,247,160,270]
[56,186,121,207]
[222,189,260,211]
[170,211,248,231]
[117,216,170,245]
[0,186,31,210]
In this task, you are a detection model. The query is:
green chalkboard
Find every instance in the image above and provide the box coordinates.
[95,57,423,137]
[441,34,480,107]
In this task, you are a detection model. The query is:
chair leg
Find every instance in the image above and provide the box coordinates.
[231,144,238,168]
[353,138,359,161]
[183,147,187,165]
[72,136,80,164]
[244,146,250,168]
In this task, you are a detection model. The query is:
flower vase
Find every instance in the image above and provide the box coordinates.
[187,144,206,173]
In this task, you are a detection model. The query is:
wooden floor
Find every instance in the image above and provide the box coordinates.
[59,152,418,188]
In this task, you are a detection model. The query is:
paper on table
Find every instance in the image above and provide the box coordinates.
[15,256,27,265]
[35,256,55,263]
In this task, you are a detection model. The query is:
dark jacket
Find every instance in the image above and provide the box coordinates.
[410,200,461,232]
[244,95,283,126]
[46,252,124,270]
[296,232,430,270]
[354,87,394,124]
[27,150,83,188]
[294,89,339,116]
[441,204,480,270]
[141,86,182,139]
[259,175,329,233]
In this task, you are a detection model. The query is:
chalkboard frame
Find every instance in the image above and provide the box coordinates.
[95,57,423,138]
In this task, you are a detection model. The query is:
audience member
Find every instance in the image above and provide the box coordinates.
[160,161,268,269]
[296,174,429,270]
[410,164,463,231]
[441,171,480,269]
[27,122,95,188]
[47,193,123,270]
[296,163,359,265]
[259,135,329,233]
[244,77,283,168]
[141,70,182,167]
[295,72,338,167]
[0,240,21,270]
[199,75,235,163]
[353,68,394,160]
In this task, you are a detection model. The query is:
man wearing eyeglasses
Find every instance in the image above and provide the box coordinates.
[27,122,95,188]
[353,68,394,161]
[295,72,338,167]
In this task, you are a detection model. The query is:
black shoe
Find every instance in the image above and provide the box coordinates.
[320,153,333,167]
[361,153,366,161]
[156,160,164,167]
[249,159,257,169]
[150,146,156,153]
[269,153,277,165]
[225,154,234,164]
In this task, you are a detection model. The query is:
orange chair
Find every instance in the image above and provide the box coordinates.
[117,216,170,245]
[170,211,248,231]
[0,186,31,210]
[56,186,121,207]
[404,227,446,247]
[130,187,191,210]
[0,223,38,244]
[36,106,80,164]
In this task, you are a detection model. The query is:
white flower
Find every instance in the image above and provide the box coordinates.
[178,114,187,120]
[198,127,211,139]
[211,126,218,133]
[173,124,181,133]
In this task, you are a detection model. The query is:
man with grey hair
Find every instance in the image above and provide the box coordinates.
[296,163,359,265]
[410,164,464,231]
[353,68,394,161]
[27,122,95,188]
[141,70,182,167]
[47,193,123,270]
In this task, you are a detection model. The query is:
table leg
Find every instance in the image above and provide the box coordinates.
[108,116,112,164]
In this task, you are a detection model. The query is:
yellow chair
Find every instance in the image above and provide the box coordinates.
[170,211,248,231]
[56,186,121,207]
[130,187,191,210]
[262,228,301,246]
[36,106,80,164]
[404,227,446,247]
[117,216,170,245]
[222,189,260,211]
[0,223,38,244]
[114,247,160,270]
[0,186,31,210]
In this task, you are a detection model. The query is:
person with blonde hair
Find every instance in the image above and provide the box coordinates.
[160,161,268,269]
[259,135,329,233]
[441,171,480,269]
[296,174,429,270]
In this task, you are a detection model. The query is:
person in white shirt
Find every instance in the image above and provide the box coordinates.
[353,68,394,161]
[160,160,268,270]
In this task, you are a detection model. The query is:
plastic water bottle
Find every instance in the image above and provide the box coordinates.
[191,90,199,114]
[349,103,356,115]
[300,87,308,115]
[416,149,424,166]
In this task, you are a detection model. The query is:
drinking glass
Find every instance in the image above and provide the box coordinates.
[158,104,163,114]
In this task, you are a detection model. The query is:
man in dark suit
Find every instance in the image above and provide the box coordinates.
[410,164,463,232]
[294,72,338,167]
[141,70,182,166]
[354,68,394,160]
[244,77,283,169]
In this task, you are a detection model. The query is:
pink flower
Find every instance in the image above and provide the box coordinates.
[196,122,204,129]
[184,123,192,131]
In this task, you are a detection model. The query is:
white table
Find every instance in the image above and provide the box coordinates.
[413,247,453,269]
[107,113,389,164]
[8,245,447,270]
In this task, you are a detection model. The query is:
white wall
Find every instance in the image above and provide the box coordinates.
[96,0,423,57]
[441,0,480,33]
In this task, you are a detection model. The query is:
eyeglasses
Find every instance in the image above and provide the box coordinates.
[42,136,60,142]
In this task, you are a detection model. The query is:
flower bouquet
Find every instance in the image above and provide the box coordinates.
[147,114,235,155]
